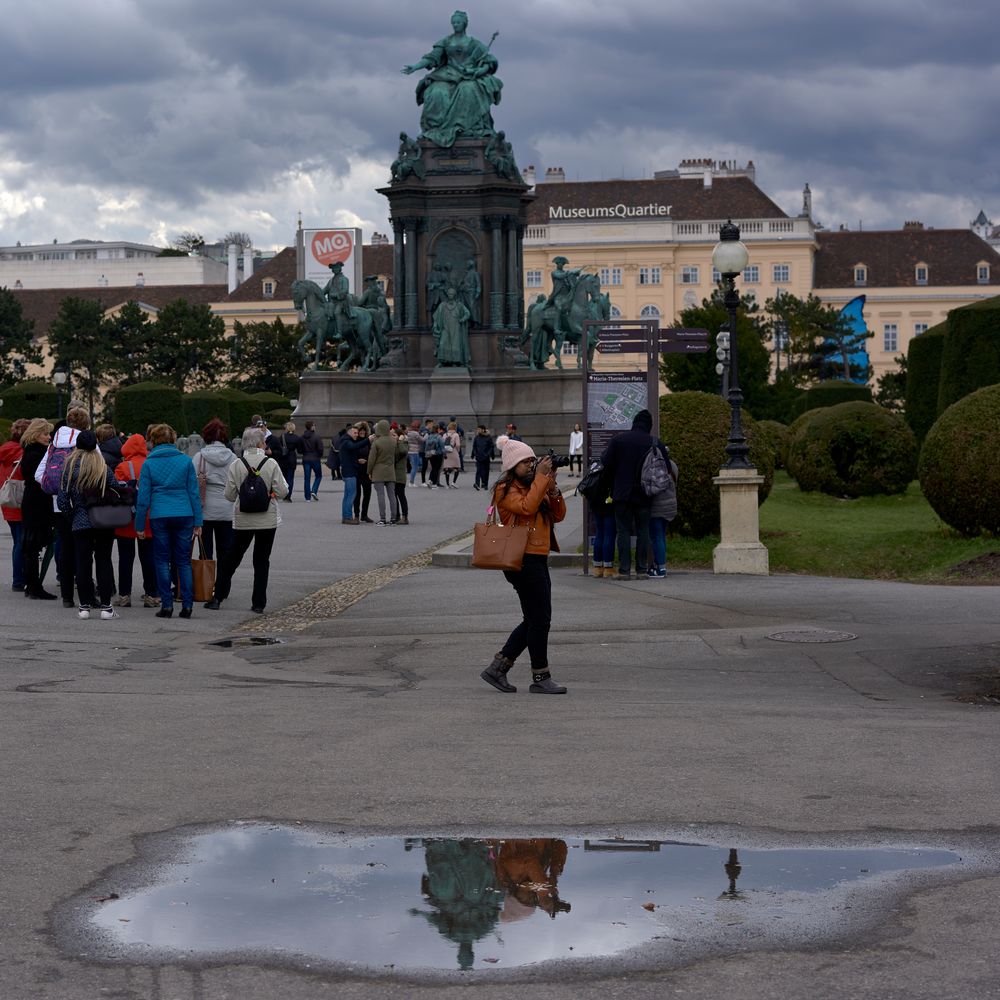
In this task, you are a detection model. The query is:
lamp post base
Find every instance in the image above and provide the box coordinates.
[712,467,769,575]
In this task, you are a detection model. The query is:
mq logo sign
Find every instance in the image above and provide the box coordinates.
[310,230,354,267]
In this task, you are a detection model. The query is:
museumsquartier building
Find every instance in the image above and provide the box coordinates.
[521,160,1000,381]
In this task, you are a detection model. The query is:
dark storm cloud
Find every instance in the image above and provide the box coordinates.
[0,0,996,244]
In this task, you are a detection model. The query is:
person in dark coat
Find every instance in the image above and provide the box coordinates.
[96,425,124,472]
[15,419,57,599]
[599,408,657,580]
[300,420,325,501]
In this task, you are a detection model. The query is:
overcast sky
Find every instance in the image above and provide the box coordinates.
[1,0,996,252]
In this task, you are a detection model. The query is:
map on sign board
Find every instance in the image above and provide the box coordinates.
[587,372,648,430]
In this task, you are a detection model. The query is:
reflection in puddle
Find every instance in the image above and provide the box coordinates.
[73,824,962,972]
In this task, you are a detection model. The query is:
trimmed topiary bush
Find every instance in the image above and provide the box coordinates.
[659,391,775,538]
[793,379,873,416]
[217,388,258,435]
[786,401,916,497]
[936,295,1000,415]
[250,391,289,412]
[905,321,947,445]
[919,384,1000,537]
[754,419,791,469]
[0,380,59,421]
[783,408,827,484]
[183,391,232,438]
[266,408,292,427]
[114,382,184,435]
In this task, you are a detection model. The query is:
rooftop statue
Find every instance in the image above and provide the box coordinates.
[401,10,502,148]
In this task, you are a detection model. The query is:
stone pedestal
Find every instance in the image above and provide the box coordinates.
[712,467,769,575]
[426,367,474,420]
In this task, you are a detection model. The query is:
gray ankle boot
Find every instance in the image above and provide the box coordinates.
[481,652,517,693]
[529,670,567,694]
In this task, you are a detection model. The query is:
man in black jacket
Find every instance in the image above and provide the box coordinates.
[600,408,656,579]
[300,420,325,501]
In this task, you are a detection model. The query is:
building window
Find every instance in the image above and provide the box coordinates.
[711,267,721,284]
[681,266,699,284]
[599,267,622,286]
[561,341,578,356]
[883,323,898,352]
[640,304,661,319]
[639,266,661,285]
[978,263,990,284]
[262,279,276,299]
[609,304,622,318]
[915,264,928,285]
[526,269,542,288]
[914,323,929,336]
[854,265,867,286]
[742,265,759,283]
[773,263,790,283]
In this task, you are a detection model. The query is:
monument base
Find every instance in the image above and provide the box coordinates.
[294,360,584,453]
[712,468,769,575]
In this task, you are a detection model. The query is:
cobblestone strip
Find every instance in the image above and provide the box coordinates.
[237,530,474,634]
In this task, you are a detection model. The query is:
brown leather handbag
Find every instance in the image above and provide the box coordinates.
[189,535,217,602]
[471,504,530,571]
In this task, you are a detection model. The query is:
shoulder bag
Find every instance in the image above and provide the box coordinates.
[471,501,530,572]
[85,480,137,529]
[0,459,24,508]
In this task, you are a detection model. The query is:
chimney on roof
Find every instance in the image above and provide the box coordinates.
[544,166,565,183]
[242,245,253,285]
[522,164,536,188]
[902,220,924,231]
[135,272,145,288]
[227,243,238,293]
[703,168,712,189]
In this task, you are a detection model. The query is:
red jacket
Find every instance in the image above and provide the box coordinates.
[114,434,151,539]
[0,440,24,523]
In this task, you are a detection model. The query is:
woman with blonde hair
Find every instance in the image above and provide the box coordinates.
[134,423,204,619]
[56,430,119,619]
[18,418,57,599]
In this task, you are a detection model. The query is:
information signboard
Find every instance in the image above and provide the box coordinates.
[301,227,363,295]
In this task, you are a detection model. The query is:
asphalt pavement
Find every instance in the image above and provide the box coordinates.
[1,468,999,1000]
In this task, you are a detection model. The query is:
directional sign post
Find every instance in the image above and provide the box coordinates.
[579,319,709,575]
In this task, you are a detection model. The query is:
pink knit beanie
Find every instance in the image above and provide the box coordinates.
[496,434,535,471]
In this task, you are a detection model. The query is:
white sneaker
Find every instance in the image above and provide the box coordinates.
[100,607,120,620]
[78,607,91,620]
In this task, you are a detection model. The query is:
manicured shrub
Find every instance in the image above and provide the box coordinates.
[0,380,59,421]
[659,391,775,538]
[786,401,916,497]
[783,408,827,484]
[267,408,292,427]
[183,391,231,438]
[0,418,12,443]
[905,322,947,445]
[919,384,1000,536]
[754,419,791,469]
[793,379,873,416]
[936,295,1000,415]
[114,382,184,435]
[250,391,289,412]
[217,388,258,435]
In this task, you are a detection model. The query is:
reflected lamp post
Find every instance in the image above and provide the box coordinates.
[52,365,68,421]
[715,325,730,398]
[711,222,753,469]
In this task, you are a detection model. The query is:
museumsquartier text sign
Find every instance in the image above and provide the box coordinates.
[549,203,673,220]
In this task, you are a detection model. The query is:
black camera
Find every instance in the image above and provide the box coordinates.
[545,449,571,469]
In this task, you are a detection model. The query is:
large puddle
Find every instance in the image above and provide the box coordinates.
[54,823,979,975]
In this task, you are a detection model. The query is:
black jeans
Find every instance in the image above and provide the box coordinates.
[475,458,491,489]
[501,554,552,670]
[22,525,53,595]
[201,519,233,562]
[116,535,158,598]
[394,482,408,518]
[55,512,77,603]
[213,527,276,610]
[353,477,371,519]
[75,528,116,608]
[428,454,444,486]
[614,500,651,576]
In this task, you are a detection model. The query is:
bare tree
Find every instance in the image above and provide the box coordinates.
[171,231,206,253]
[220,231,253,249]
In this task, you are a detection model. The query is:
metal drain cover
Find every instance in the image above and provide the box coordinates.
[767,629,858,644]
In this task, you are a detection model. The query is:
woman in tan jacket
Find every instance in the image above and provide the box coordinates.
[480,435,568,695]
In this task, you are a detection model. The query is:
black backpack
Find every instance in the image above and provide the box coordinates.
[238,457,271,513]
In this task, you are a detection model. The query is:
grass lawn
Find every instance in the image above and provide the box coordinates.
[668,471,1000,583]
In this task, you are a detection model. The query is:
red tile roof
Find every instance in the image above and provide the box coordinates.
[814,230,1000,288]
[526,176,788,225]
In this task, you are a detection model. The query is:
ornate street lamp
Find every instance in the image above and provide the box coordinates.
[711,221,753,469]
[52,365,68,421]
[715,325,730,398]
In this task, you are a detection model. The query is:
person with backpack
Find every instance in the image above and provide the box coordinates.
[424,424,446,488]
[133,423,204,619]
[35,406,91,607]
[643,441,679,579]
[203,426,287,613]
[598,408,658,580]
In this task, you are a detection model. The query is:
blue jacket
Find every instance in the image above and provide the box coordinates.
[134,444,204,527]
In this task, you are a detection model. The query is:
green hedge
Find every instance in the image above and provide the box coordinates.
[786,401,916,497]
[0,418,12,444]
[216,388,258,435]
[784,408,827,484]
[919,384,1000,536]
[660,391,775,538]
[250,391,289,412]
[905,321,947,445]
[182,391,232,439]
[937,295,1000,414]
[114,382,185,435]
[794,379,873,416]
[0,380,60,421]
